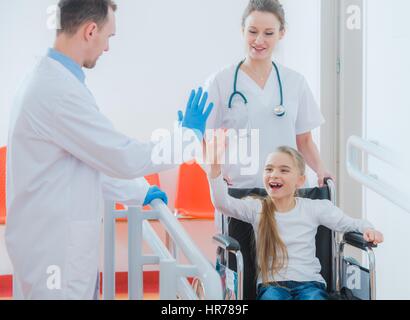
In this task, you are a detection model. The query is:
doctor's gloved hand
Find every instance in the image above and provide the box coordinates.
[178,87,214,140]
[143,186,168,206]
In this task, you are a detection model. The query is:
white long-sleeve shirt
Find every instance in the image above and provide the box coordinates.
[209,175,374,285]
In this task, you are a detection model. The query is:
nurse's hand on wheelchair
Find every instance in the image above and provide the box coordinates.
[363,228,384,245]
[317,170,336,188]
[143,185,168,206]
[178,87,214,140]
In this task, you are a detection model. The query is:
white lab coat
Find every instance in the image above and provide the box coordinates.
[5,57,198,299]
[205,63,325,189]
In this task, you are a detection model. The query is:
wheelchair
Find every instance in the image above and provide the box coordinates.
[211,179,378,300]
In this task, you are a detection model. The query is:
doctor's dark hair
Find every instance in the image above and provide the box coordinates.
[242,0,286,31]
[57,0,117,36]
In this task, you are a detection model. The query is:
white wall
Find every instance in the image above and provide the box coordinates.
[363,0,410,300]
[0,0,322,208]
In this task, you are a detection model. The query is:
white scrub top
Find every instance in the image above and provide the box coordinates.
[205,63,324,189]
[5,56,198,299]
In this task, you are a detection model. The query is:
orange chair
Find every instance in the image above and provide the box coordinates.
[174,162,215,220]
[0,147,6,225]
[115,173,161,212]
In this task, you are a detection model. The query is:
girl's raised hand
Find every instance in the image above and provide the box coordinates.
[204,129,227,166]
[203,129,227,178]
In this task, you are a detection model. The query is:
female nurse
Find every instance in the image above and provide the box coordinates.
[204,0,333,299]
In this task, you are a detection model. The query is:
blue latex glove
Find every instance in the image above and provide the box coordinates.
[143,186,168,206]
[178,87,214,140]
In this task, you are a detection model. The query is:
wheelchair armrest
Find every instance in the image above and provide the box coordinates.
[343,232,378,250]
[213,234,241,251]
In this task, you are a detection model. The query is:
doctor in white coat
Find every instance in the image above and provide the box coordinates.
[204,0,333,300]
[5,0,213,300]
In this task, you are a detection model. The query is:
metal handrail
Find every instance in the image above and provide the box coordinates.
[103,189,223,300]
[347,136,410,213]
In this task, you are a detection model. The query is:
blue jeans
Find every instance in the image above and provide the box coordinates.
[257,281,329,300]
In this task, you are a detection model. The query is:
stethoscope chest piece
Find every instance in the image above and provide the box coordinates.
[230,60,285,118]
[274,105,286,117]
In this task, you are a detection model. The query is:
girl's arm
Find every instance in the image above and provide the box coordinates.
[315,200,384,245]
[208,172,260,225]
[206,131,260,225]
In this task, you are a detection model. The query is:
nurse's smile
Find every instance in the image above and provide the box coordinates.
[251,46,268,54]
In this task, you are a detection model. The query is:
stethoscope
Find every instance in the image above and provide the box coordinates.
[228,60,286,117]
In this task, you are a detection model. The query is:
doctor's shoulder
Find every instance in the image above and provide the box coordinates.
[27,58,77,97]
[46,58,93,102]
[20,58,92,116]
[15,58,65,107]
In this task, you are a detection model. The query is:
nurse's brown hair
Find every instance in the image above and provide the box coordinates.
[242,0,286,31]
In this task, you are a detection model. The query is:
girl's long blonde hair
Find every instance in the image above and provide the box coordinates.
[257,146,306,284]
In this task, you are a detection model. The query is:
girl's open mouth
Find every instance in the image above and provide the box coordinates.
[269,182,283,190]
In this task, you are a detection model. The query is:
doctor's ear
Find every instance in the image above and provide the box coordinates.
[84,22,98,40]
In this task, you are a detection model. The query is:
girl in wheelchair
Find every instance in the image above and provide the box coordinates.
[205,135,384,300]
